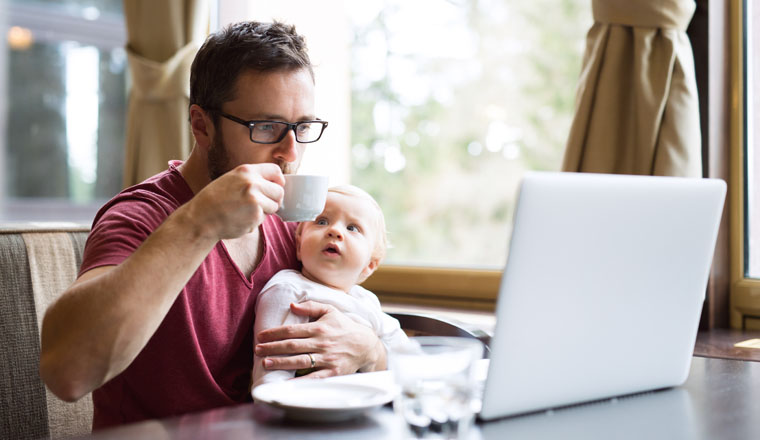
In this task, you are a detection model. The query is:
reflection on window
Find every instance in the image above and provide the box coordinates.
[2,0,126,219]
[747,1,760,277]
[348,0,591,268]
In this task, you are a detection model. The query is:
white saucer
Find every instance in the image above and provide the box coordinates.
[252,378,396,422]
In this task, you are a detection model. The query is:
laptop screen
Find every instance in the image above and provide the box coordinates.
[479,172,725,420]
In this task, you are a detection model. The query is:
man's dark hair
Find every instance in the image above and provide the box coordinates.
[189,21,313,120]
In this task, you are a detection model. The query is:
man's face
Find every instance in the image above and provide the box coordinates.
[297,192,379,292]
[207,68,315,179]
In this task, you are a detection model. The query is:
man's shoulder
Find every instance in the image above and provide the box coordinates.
[92,164,193,227]
[111,165,191,211]
[80,164,194,275]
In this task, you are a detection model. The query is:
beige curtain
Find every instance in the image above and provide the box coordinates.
[562,0,701,176]
[123,0,208,187]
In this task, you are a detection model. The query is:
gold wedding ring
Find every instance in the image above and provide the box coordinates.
[307,352,316,369]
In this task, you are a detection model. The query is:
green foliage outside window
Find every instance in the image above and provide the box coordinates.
[349,0,591,267]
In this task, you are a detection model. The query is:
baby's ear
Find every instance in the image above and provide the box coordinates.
[359,257,379,282]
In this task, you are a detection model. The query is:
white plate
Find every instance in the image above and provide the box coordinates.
[252,378,396,422]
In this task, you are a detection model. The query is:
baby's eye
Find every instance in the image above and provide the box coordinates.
[347,224,361,233]
[316,218,328,226]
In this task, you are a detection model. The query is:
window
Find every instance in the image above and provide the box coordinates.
[0,0,127,222]
[731,0,760,329]
[746,0,760,278]
[243,0,590,266]
[347,0,591,268]
[238,0,591,308]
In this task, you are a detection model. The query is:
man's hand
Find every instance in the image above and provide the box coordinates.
[255,301,388,378]
[184,163,285,240]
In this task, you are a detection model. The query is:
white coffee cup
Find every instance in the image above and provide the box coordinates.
[276,175,329,222]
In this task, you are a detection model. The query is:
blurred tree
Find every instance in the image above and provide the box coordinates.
[7,44,69,198]
[5,0,126,203]
[349,0,591,267]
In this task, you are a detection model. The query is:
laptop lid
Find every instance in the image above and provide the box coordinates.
[479,171,726,421]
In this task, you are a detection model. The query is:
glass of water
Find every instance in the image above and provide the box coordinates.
[390,336,484,439]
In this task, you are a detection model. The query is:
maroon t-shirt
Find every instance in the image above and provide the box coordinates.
[80,161,299,429]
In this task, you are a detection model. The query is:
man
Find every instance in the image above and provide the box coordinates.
[39,21,387,429]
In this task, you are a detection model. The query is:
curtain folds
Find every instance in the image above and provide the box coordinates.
[561,0,701,176]
[123,0,208,187]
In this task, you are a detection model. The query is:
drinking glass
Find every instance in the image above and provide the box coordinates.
[391,336,484,439]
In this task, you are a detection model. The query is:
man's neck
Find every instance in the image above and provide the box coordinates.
[177,147,211,195]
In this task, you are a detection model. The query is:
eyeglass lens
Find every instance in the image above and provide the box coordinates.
[251,122,324,143]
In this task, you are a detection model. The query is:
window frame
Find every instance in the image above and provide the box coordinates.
[363,266,501,311]
[730,0,760,329]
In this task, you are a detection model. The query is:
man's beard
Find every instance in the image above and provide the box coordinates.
[207,128,230,181]
[206,129,294,181]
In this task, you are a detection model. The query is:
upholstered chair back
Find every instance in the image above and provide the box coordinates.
[0,224,92,439]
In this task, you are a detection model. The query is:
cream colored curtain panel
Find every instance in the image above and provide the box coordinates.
[562,0,701,176]
[123,0,208,187]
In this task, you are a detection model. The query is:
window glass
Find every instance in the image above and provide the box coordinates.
[2,0,126,218]
[248,0,591,268]
[237,0,591,268]
[347,0,591,268]
[747,0,760,277]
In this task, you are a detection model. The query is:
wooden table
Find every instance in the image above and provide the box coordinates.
[77,356,760,440]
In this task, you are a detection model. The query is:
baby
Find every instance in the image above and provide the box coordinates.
[251,184,409,389]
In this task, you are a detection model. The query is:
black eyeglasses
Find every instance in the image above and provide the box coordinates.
[216,111,328,144]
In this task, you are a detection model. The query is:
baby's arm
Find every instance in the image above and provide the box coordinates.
[378,309,413,352]
[355,288,413,354]
[252,283,308,390]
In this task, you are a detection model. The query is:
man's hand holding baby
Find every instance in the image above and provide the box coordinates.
[255,300,387,378]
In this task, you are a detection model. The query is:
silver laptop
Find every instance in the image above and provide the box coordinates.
[479,171,726,421]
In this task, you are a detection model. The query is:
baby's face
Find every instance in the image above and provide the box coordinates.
[297,192,378,292]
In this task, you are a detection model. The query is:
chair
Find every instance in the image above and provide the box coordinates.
[389,311,492,357]
[0,224,93,439]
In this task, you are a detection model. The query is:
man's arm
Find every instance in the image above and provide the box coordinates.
[40,164,284,402]
[254,301,388,378]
